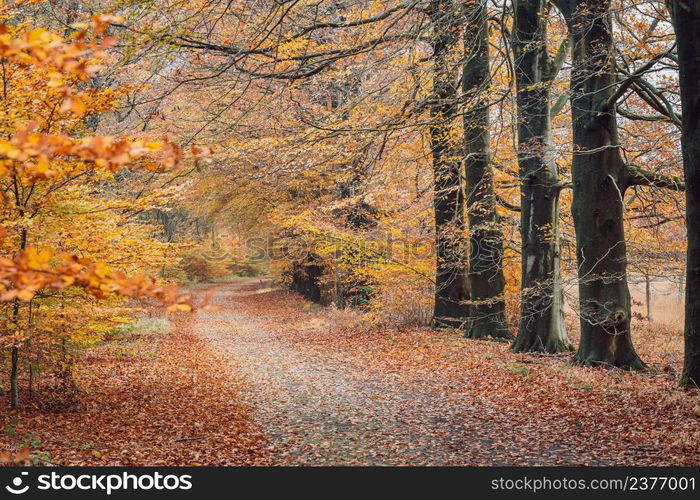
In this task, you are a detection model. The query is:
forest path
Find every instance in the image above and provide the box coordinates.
[190,279,582,466]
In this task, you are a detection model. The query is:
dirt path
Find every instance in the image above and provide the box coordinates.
[192,281,572,465]
[191,279,699,466]
[196,282,466,465]
[9,280,694,466]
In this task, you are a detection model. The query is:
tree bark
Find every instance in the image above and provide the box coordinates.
[9,226,27,409]
[556,0,644,368]
[667,0,700,387]
[429,0,470,328]
[10,345,19,409]
[463,0,511,339]
[645,274,653,322]
[511,0,572,352]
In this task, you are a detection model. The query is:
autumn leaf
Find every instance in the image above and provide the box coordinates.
[167,303,192,312]
[16,289,34,301]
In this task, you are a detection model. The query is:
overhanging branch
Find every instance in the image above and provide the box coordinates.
[626,166,685,191]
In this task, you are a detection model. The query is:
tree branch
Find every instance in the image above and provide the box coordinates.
[603,45,676,113]
[496,194,520,212]
[626,165,685,191]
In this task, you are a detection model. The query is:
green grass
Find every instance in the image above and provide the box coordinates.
[111,317,172,338]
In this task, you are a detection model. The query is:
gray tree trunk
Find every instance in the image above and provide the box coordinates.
[463,0,511,339]
[556,0,644,368]
[511,0,572,352]
[667,0,700,387]
[429,0,470,328]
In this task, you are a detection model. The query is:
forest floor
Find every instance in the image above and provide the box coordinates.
[2,279,699,465]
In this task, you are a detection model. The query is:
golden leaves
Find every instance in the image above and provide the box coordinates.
[167,303,192,312]
[24,247,51,270]
[0,122,183,179]
[0,245,190,308]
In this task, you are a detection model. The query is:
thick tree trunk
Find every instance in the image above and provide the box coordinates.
[463,0,510,339]
[557,0,644,369]
[429,0,470,328]
[511,0,572,353]
[668,0,700,387]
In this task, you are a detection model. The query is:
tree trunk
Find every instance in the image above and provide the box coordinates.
[9,226,27,409]
[645,274,653,322]
[10,346,19,409]
[668,0,700,387]
[511,0,572,352]
[557,0,644,369]
[463,0,511,339]
[429,0,470,328]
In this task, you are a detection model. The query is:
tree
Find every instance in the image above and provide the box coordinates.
[667,0,700,387]
[554,0,683,368]
[510,0,572,352]
[553,0,643,368]
[0,16,189,408]
[463,0,510,339]
[429,0,470,328]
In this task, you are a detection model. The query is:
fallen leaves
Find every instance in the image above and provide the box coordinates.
[209,279,699,466]
[3,279,697,466]
[0,304,268,466]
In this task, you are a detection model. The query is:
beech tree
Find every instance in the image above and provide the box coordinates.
[463,0,510,339]
[667,0,700,387]
[429,0,469,328]
[552,0,641,368]
[554,0,682,368]
[511,0,571,352]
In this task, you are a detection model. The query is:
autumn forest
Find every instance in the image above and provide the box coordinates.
[0,0,699,469]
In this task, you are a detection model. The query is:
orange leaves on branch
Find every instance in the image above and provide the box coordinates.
[0,24,112,78]
[0,16,119,122]
[0,122,183,178]
[0,14,196,316]
[0,245,190,308]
